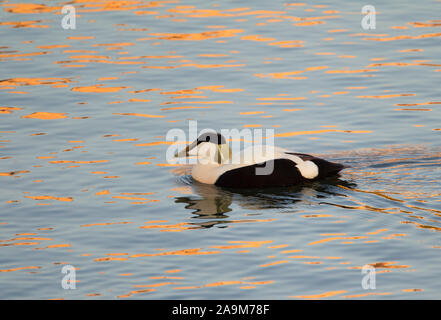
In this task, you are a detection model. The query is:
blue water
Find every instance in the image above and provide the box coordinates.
[1,0,440,299]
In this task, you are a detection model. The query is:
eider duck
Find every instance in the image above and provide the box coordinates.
[174,132,345,188]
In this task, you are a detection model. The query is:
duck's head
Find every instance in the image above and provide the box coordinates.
[174,131,231,164]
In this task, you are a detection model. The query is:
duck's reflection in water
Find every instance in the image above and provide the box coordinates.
[174,176,355,229]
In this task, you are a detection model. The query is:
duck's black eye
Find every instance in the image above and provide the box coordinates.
[197,132,224,145]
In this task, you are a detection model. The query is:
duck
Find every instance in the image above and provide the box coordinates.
[174,131,346,188]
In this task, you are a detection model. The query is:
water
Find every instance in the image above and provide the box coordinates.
[1,0,440,299]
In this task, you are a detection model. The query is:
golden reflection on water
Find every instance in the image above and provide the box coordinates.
[1,0,440,300]
[78,179,417,296]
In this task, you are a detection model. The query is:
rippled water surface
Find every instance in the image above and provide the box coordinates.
[1,0,441,299]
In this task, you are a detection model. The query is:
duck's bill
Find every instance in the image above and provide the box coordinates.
[174,140,198,158]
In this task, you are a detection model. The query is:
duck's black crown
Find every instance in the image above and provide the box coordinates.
[196,132,226,145]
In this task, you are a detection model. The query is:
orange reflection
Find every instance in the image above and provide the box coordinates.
[0,107,21,114]
[161,89,203,95]
[268,40,304,48]
[0,20,47,29]
[409,21,441,28]
[173,277,274,290]
[211,240,273,250]
[396,101,441,106]
[95,190,110,195]
[259,260,289,268]
[0,266,41,273]
[0,77,71,86]
[150,29,244,41]
[198,54,228,57]
[1,0,439,299]
[131,248,221,258]
[117,288,155,298]
[49,160,109,164]
[309,236,368,245]
[357,93,416,99]
[291,290,347,299]
[134,282,176,288]
[294,21,325,26]
[402,288,423,292]
[257,96,306,101]
[80,221,132,227]
[350,261,409,269]
[135,141,184,147]
[399,48,424,52]
[161,100,233,105]
[94,257,128,262]
[272,129,371,138]
[112,138,138,142]
[367,228,388,235]
[0,51,50,59]
[241,35,275,42]
[113,112,165,118]
[126,97,155,103]
[24,195,73,202]
[2,3,60,14]
[121,192,156,197]
[365,32,441,41]
[67,36,95,40]
[72,85,129,93]
[343,292,392,298]
[161,106,211,111]
[240,111,264,115]
[42,244,72,249]
[326,68,377,74]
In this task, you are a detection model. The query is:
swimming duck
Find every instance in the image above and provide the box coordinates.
[174,132,345,188]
